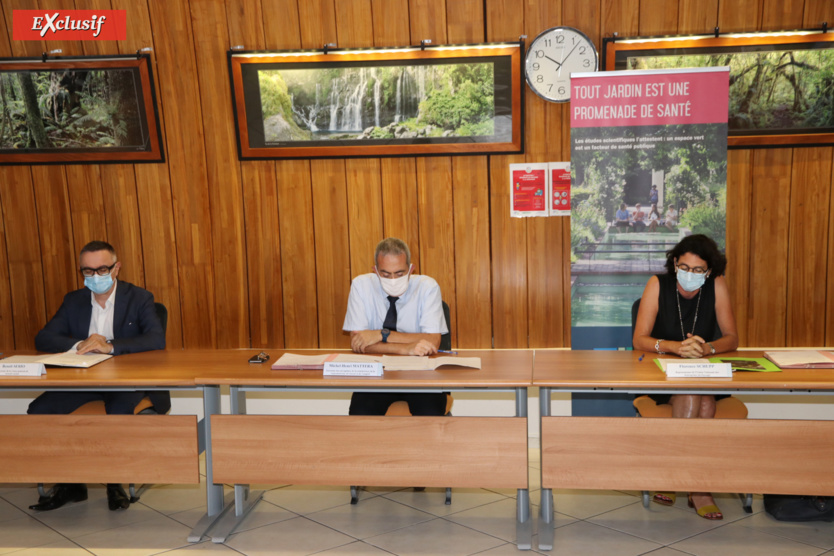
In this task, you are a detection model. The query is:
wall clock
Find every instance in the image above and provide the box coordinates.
[525,27,599,103]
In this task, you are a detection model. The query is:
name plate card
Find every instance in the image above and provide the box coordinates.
[665,362,732,378]
[0,362,46,377]
[323,361,383,377]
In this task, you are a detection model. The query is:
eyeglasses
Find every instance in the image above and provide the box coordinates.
[676,263,708,275]
[80,263,116,277]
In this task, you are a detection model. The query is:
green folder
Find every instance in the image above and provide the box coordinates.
[708,357,781,372]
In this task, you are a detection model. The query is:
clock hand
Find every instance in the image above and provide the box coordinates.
[560,41,582,66]
[544,55,562,69]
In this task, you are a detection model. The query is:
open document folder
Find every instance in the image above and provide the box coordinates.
[1,351,112,368]
[271,353,480,371]
[764,350,834,369]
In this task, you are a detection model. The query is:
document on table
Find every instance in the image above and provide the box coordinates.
[1,351,112,368]
[381,356,481,371]
[271,353,382,370]
[764,350,834,369]
[655,358,711,372]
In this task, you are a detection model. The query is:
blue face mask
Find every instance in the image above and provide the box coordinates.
[676,268,706,292]
[85,274,114,295]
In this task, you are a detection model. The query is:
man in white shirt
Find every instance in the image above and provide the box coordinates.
[28,241,165,512]
[343,237,448,415]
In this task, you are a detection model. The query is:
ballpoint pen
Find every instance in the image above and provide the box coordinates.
[438,350,458,355]
[638,353,644,361]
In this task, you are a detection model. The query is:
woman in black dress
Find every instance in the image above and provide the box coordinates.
[632,234,739,520]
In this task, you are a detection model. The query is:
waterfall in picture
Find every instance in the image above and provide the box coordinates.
[290,85,320,132]
[394,70,402,123]
[373,68,381,128]
[394,67,420,124]
[329,77,340,131]
[340,68,368,131]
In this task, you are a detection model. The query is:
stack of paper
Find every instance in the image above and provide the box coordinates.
[1,352,112,368]
[381,356,481,371]
[764,350,834,369]
[271,353,381,370]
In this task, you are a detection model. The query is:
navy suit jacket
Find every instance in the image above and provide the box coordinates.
[35,281,169,412]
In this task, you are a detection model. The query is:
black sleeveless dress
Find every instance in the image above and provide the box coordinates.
[649,273,725,404]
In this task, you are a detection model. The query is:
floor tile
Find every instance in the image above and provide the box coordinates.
[312,540,397,554]
[670,521,824,556]
[261,485,363,515]
[542,520,661,556]
[21,490,161,539]
[227,499,297,534]
[157,540,241,554]
[0,498,26,524]
[640,548,697,556]
[134,483,209,515]
[737,509,834,550]
[445,498,550,543]
[548,489,641,520]
[72,514,192,556]
[365,517,505,556]
[588,498,730,545]
[225,516,355,556]
[306,495,434,539]
[0,516,68,554]
[5,539,92,555]
[382,487,509,517]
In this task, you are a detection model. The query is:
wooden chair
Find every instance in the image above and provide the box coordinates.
[38,302,169,502]
[630,299,753,512]
[350,301,454,505]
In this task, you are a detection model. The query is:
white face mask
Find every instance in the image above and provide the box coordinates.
[376,265,412,297]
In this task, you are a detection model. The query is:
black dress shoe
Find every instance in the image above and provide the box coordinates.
[29,483,87,511]
[106,484,130,511]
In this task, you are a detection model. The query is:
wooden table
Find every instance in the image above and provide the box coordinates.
[0,350,202,508]
[533,349,834,551]
[195,349,535,548]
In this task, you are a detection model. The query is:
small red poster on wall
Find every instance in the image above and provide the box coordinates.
[510,163,548,218]
[550,162,571,216]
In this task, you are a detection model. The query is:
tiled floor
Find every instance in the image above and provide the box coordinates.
[2,442,834,556]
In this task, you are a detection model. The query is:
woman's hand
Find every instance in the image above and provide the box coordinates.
[679,334,706,358]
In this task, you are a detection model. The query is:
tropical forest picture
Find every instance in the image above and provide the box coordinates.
[626,48,834,134]
[0,56,163,164]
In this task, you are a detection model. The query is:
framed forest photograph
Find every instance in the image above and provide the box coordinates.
[228,43,523,159]
[0,54,164,164]
[603,30,834,148]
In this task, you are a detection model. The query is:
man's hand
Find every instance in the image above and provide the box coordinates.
[679,333,706,358]
[405,339,438,356]
[351,330,382,353]
[77,334,112,355]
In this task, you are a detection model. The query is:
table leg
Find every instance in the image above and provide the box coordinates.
[538,387,554,551]
[188,385,229,542]
[515,387,532,550]
[208,386,264,543]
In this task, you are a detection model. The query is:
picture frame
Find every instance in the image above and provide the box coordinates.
[603,29,834,148]
[0,54,164,165]
[228,43,523,159]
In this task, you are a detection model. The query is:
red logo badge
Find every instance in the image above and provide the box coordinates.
[13,10,126,41]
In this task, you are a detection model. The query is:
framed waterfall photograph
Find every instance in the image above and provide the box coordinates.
[0,54,164,165]
[228,43,523,159]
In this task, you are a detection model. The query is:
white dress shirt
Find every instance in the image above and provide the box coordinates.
[343,274,448,334]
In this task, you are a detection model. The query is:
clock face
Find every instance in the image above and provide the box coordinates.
[525,27,599,103]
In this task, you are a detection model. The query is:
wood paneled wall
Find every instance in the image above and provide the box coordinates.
[1,0,832,350]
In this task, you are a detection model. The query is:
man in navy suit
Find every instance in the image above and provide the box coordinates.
[28,240,166,512]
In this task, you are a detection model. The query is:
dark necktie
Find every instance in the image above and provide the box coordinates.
[383,296,398,331]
